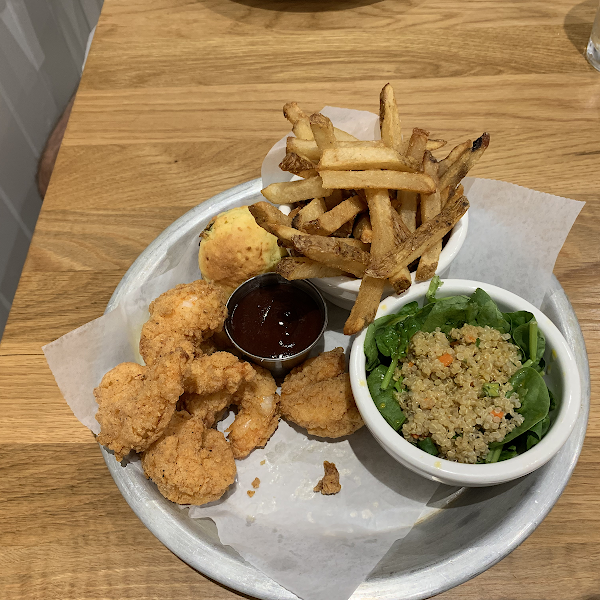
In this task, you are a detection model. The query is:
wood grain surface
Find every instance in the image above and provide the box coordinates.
[1,0,599,598]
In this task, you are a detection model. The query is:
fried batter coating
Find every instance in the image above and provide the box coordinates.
[181,389,233,428]
[95,350,186,461]
[141,413,236,505]
[280,348,364,438]
[139,280,227,366]
[227,365,280,459]
[184,351,256,395]
[314,461,341,495]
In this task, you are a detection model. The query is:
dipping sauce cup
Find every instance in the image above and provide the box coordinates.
[225,273,328,378]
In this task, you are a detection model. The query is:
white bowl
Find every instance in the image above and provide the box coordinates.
[349,279,581,487]
[312,212,468,310]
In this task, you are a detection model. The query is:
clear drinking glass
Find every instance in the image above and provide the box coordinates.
[587,1,600,72]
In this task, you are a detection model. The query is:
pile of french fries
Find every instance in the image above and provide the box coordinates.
[250,84,489,336]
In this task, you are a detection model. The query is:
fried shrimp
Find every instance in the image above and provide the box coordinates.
[280,348,364,438]
[227,366,280,459]
[181,390,233,428]
[141,412,236,505]
[139,280,227,366]
[184,351,256,395]
[94,349,186,461]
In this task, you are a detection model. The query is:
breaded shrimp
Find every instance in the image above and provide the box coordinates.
[181,390,233,428]
[280,348,364,438]
[227,365,280,459]
[139,280,227,366]
[94,349,186,461]
[141,413,236,505]
[184,351,255,396]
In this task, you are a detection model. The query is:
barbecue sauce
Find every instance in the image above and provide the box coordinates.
[228,282,323,358]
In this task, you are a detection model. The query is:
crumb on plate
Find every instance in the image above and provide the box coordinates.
[313,461,341,495]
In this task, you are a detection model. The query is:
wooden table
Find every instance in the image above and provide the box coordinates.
[1,0,599,598]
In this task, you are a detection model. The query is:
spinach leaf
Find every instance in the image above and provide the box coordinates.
[485,447,502,463]
[420,295,471,333]
[426,275,443,304]
[490,367,550,446]
[498,445,518,461]
[365,302,420,369]
[367,366,406,431]
[417,437,439,456]
[466,288,510,333]
[364,316,393,372]
[504,311,546,364]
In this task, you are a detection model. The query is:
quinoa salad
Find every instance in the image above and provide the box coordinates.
[365,278,555,464]
[396,324,524,463]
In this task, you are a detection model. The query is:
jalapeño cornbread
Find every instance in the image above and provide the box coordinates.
[396,324,524,464]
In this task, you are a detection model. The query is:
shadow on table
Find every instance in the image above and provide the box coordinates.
[222,0,384,12]
[564,0,598,57]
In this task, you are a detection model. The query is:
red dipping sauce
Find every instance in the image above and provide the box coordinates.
[228,280,324,359]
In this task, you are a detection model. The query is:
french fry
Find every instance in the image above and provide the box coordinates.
[319,147,420,172]
[279,152,317,177]
[263,222,368,251]
[248,201,292,229]
[277,257,345,280]
[310,113,337,150]
[353,213,373,244]
[291,235,368,278]
[292,198,328,232]
[287,137,322,162]
[343,276,387,335]
[407,128,430,161]
[312,195,367,235]
[367,194,470,279]
[320,170,436,193]
[288,203,305,221]
[330,218,357,240]
[283,102,308,124]
[324,188,344,210]
[438,133,489,193]
[426,138,447,151]
[415,153,442,282]
[437,139,471,178]
[292,117,314,140]
[395,127,430,232]
[333,128,358,141]
[441,183,464,208]
[379,83,402,152]
[261,176,332,204]
[366,189,411,293]
[287,139,385,163]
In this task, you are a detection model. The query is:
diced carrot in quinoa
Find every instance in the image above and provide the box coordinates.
[491,409,505,418]
[438,353,454,367]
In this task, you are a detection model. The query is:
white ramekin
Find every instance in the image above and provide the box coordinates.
[349,279,581,487]
[311,213,468,310]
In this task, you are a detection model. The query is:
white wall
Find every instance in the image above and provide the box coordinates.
[0,0,103,337]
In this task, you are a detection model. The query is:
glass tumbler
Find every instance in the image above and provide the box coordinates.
[587,1,600,72]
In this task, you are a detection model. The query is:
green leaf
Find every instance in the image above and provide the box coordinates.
[425,276,443,304]
[467,288,510,333]
[491,367,550,446]
[485,447,503,463]
[498,445,518,461]
[417,437,439,456]
[504,311,546,365]
[420,295,471,333]
[367,366,406,431]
